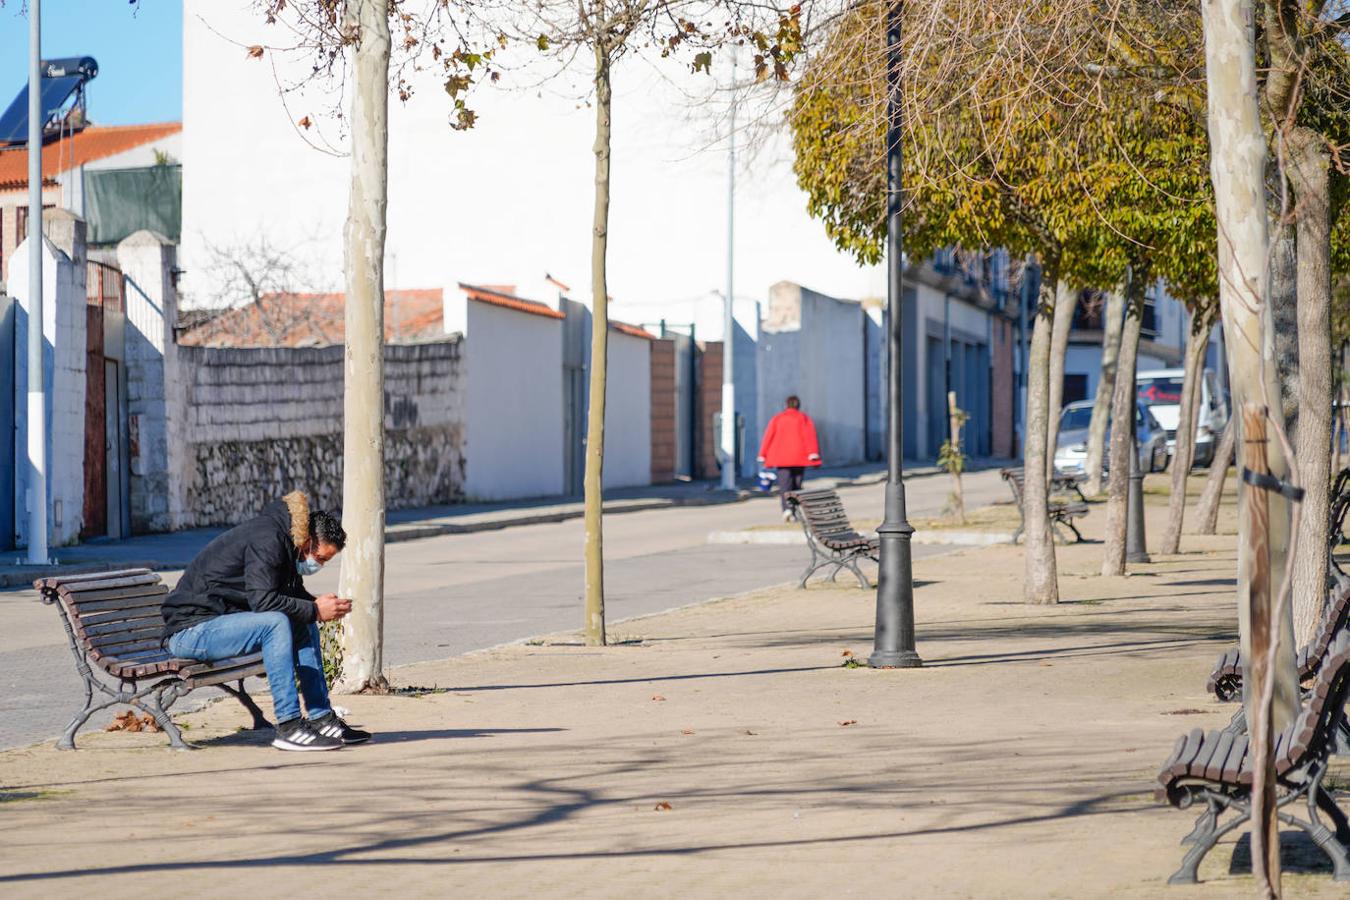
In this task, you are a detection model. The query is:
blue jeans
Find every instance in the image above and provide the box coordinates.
[167,612,331,724]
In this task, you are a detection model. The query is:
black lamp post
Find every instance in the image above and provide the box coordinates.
[870,0,922,670]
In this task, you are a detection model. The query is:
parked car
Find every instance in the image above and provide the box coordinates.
[1136,368,1229,467]
[1054,399,1170,476]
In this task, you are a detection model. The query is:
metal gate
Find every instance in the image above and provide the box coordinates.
[0,289,14,551]
[82,262,129,539]
[560,298,588,496]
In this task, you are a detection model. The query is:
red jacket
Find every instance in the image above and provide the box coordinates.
[758,408,822,468]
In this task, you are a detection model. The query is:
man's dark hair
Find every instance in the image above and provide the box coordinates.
[310,510,347,550]
[786,395,800,410]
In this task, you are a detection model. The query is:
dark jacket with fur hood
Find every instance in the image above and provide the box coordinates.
[162,492,318,641]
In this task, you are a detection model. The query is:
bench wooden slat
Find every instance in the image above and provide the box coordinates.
[66,594,171,622]
[64,583,169,606]
[57,573,163,595]
[1200,730,1235,781]
[88,625,166,652]
[33,568,161,591]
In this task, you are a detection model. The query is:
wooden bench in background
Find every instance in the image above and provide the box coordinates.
[785,489,880,589]
[999,467,1090,544]
[36,568,271,750]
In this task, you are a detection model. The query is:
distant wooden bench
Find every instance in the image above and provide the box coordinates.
[999,467,1089,543]
[1208,576,1350,702]
[785,489,879,589]
[36,568,270,750]
[1156,630,1350,884]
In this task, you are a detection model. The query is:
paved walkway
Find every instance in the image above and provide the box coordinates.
[2,475,1346,896]
[0,460,980,587]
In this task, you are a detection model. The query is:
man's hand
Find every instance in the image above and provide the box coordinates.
[315,593,353,622]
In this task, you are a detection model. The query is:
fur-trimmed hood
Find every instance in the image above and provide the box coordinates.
[282,491,310,550]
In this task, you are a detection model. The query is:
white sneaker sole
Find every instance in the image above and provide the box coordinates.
[271,737,343,752]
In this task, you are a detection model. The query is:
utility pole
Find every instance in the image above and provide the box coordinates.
[870,0,921,669]
[26,0,47,566]
[720,53,737,491]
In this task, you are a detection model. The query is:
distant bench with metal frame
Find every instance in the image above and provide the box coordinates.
[784,489,879,589]
[35,568,271,750]
[999,467,1090,544]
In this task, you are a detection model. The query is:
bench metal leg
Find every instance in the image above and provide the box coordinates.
[841,553,871,589]
[139,686,192,751]
[219,680,272,730]
[1167,801,1246,885]
[1180,796,1220,846]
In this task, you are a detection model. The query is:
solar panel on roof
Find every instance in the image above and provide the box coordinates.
[0,73,86,146]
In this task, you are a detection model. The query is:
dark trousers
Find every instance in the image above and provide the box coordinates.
[779,466,806,510]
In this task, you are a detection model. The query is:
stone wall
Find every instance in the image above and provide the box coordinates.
[175,340,465,528]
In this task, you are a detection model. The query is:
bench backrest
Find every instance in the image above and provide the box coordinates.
[1299,576,1350,675]
[790,489,856,536]
[35,568,175,678]
[1278,629,1350,776]
[1329,467,1350,556]
[1000,468,1025,504]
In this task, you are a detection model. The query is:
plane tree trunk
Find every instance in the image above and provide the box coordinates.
[1085,290,1125,497]
[1160,313,1213,554]
[1022,267,1060,604]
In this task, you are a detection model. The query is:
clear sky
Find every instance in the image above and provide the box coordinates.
[0,1,181,126]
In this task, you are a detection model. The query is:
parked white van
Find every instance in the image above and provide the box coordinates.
[1135,368,1229,466]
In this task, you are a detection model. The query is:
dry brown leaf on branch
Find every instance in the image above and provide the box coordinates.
[297,116,313,130]
[247,45,265,59]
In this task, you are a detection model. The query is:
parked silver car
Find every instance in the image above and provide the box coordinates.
[1054,400,1170,475]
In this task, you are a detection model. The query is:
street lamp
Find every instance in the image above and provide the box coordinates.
[870,0,921,669]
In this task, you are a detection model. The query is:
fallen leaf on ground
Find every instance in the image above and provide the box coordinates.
[651,695,666,702]
[744,730,758,735]
[838,720,857,727]
[105,711,161,733]
[681,729,694,735]
[1163,709,1207,716]
[653,801,673,811]
[841,650,854,658]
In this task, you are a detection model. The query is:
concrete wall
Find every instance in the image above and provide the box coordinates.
[9,223,86,548]
[604,330,653,489]
[172,341,464,528]
[453,295,565,501]
[758,282,867,468]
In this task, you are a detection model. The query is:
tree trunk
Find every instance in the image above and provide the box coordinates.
[948,390,964,524]
[1085,290,1125,497]
[1101,292,1143,576]
[1044,280,1079,476]
[1160,315,1212,554]
[1289,126,1333,647]
[582,41,612,647]
[1193,417,1236,535]
[1202,0,1299,737]
[1270,227,1299,433]
[336,0,390,693]
[1022,272,1059,604]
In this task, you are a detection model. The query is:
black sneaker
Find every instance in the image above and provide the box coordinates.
[272,717,343,752]
[310,713,372,745]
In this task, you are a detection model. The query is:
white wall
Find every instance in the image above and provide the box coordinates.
[179,2,882,311]
[603,331,652,489]
[10,235,85,547]
[457,297,565,500]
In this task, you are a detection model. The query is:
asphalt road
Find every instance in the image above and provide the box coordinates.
[0,468,1009,750]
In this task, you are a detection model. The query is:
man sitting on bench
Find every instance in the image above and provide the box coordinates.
[161,491,371,752]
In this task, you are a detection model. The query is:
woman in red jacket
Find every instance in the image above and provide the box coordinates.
[757,396,822,518]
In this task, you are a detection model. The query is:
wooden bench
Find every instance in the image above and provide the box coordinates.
[784,489,879,589]
[1157,630,1350,885]
[1207,576,1350,702]
[36,568,271,750]
[999,467,1090,544]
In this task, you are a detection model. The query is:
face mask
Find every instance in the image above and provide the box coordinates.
[296,556,323,577]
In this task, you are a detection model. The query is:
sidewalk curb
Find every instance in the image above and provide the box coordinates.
[0,492,752,589]
[707,528,1015,547]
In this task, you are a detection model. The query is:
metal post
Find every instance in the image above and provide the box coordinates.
[26,0,47,566]
[720,53,737,491]
[870,0,921,669]
[1127,421,1150,563]
[1016,257,1031,457]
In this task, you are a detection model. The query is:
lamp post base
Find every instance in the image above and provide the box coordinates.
[870,481,923,669]
[868,649,923,669]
